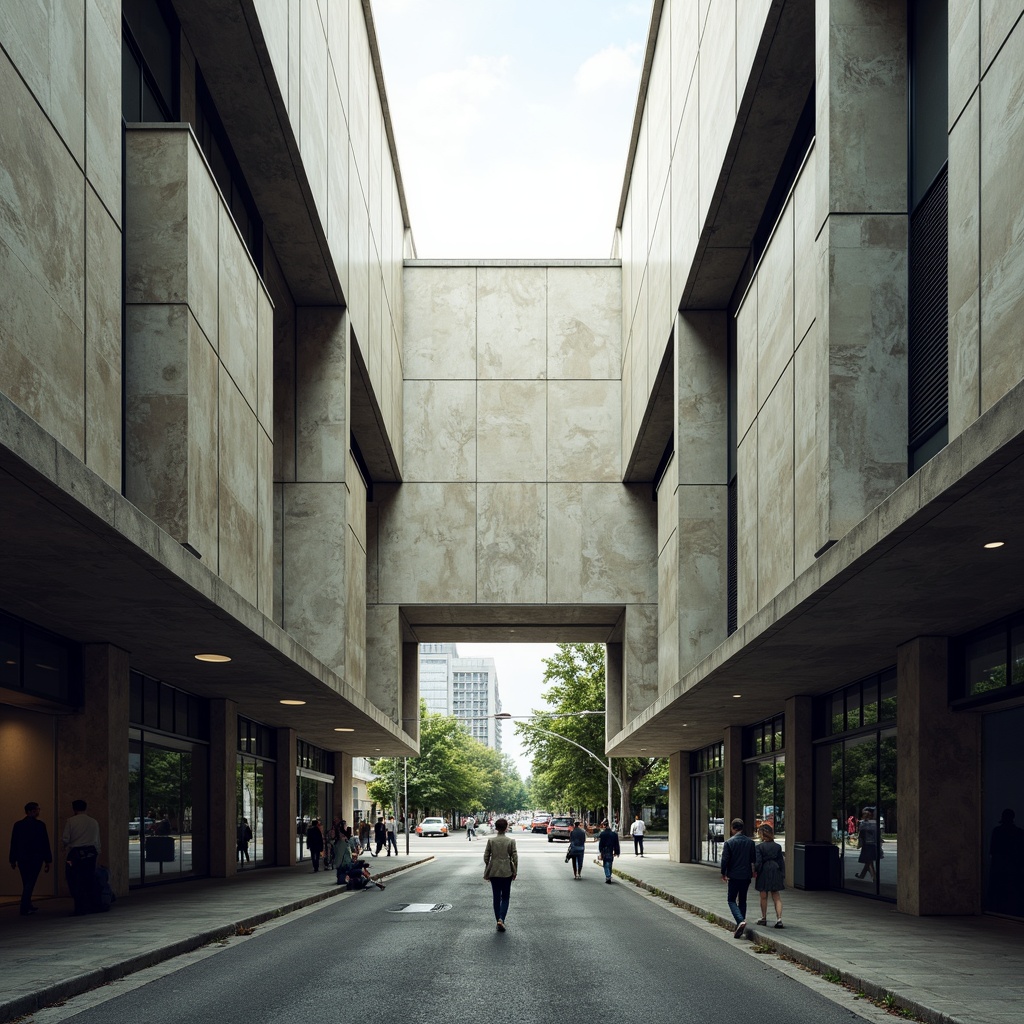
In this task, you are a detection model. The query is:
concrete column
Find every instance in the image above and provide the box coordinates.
[366,605,402,722]
[723,726,743,827]
[667,751,691,863]
[401,640,419,742]
[334,753,353,825]
[605,642,624,741]
[274,727,297,866]
[897,637,981,915]
[57,645,129,897]
[623,606,659,725]
[209,699,238,878]
[783,695,815,886]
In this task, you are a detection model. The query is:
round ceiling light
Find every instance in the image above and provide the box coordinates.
[984,541,1005,549]
[279,699,306,706]
[195,653,231,663]
[334,727,355,732]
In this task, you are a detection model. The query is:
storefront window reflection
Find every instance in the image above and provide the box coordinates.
[691,743,724,864]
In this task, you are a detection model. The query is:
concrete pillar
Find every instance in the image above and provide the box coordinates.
[209,699,238,878]
[334,752,353,825]
[274,727,297,866]
[783,695,815,886]
[57,645,129,897]
[897,637,981,915]
[605,643,624,741]
[667,751,691,863]
[623,606,659,725]
[401,640,419,742]
[723,726,743,827]
[366,605,402,722]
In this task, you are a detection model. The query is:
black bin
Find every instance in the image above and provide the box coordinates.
[144,835,176,862]
[793,841,837,890]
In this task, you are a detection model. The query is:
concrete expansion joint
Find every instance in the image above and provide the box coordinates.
[614,869,967,1024]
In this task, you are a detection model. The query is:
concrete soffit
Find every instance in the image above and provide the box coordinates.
[608,376,1024,756]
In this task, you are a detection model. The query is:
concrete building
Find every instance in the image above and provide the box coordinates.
[418,644,503,750]
[1,0,1023,924]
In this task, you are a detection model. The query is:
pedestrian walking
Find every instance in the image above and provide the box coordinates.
[373,816,386,857]
[630,813,646,857]
[358,818,371,852]
[482,817,518,931]
[567,820,587,879]
[720,818,756,938]
[61,799,100,916]
[385,815,398,855]
[305,819,324,872]
[9,801,53,916]
[854,808,881,881]
[465,814,476,841]
[236,817,253,864]
[753,823,785,928]
[598,820,620,883]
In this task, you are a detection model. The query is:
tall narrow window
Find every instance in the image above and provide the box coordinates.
[907,0,948,472]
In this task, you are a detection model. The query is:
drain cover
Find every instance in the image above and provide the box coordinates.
[389,902,453,913]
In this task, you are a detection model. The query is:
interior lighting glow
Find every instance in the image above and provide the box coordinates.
[195,654,231,663]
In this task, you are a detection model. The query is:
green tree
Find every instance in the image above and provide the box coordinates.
[516,643,665,833]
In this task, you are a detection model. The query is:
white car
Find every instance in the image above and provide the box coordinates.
[415,817,449,837]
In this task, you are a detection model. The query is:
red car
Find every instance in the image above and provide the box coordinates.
[546,815,574,842]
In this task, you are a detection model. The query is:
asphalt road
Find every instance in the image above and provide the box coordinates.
[53,834,870,1024]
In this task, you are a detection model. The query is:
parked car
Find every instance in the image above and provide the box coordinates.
[415,817,449,837]
[531,813,553,834]
[707,817,725,841]
[546,815,574,843]
[128,818,154,836]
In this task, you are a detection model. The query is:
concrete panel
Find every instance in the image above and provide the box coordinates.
[270,250,297,483]
[348,0,370,198]
[737,426,758,624]
[300,0,329,236]
[403,267,476,380]
[296,307,348,483]
[477,380,546,482]
[670,80,700,311]
[624,603,660,722]
[736,286,758,438]
[365,604,401,720]
[648,195,673,369]
[254,0,289,98]
[621,334,633,471]
[669,0,699,153]
[477,482,547,604]
[376,483,477,604]
[546,266,621,381]
[346,465,368,692]
[980,0,1024,71]
[948,93,980,438]
[949,0,980,129]
[793,146,818,346]
[257,425,273,616]
[676,312,728,485]
[348,145,370,349]
[757,363,794,606]
[402,379,477,482]
[677,483,728,675]
[257,285,274,434]
[187,313,219,562]
[218,366,258,605]
[630,275,649,452]
[327,0,349,121]
[84,187,122,490]
[737,0,773,93]
[477,267,546,380]
[794,320,821,574]
[328,76,350,302]
[368,255,384,397]
[979,22,1024,413]
[697,0,736,230]
[85,0,121,224]
[631,118,649,292]
[282,481,347,669]
[218,207,258,412]
[658,517,680,694]
[757,204,795,409]
[46,0,85,165]
[648,12,672,233]
[186,142,220,350]
[658,448,678,558]
[547,483,657,604]
[547,380,621,483]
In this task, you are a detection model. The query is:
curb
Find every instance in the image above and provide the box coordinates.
[614,868,969,1024]
[0,858,431,1024]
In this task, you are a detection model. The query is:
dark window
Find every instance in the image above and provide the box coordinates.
[0,610,79,705]
[819,669,897,739]
[129,671,208,740]
[953,611,1024,706]
[122,0,177,122]
[238,717,275,759]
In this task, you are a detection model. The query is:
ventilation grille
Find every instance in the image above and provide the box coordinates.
[908,165,949,446]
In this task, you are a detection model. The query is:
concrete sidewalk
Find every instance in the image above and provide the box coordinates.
[0,854,429,1023]
[613,853,1022,1024]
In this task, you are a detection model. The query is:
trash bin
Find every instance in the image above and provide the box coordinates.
[144,835,176,862]
[793,841,837,890]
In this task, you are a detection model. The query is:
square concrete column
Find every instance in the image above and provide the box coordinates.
[401,640,419,742]
[723,726,743,827]
[783,695,814,886]
[605,642,624,741]
[667,751,691,863]
[57,645,129,897]
[897,637,981,915]
[209,699,238,877]
[334,753,353,825]
[274,727,297,866]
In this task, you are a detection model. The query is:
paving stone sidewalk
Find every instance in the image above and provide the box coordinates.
[613,853,1023,1024]
[0,855,428,1023]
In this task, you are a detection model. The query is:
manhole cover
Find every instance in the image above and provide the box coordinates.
[389,902,453,913]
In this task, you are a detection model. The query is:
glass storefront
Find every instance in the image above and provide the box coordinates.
[691,743,724,864]
[981,705,1024,918]
[295,741,334,861]
[128,673,209,887]
[814,669,898,900]
[237,718,275,868]
[744,714,785,850]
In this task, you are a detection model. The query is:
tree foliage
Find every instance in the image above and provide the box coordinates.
[368,701,527,818]
[516,643,666,833]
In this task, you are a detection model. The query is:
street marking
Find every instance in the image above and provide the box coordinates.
[389,902,453,913]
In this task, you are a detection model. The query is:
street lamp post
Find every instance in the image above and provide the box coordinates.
[496,712,621,831]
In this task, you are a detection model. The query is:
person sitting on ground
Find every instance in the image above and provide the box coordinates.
[345,857,385,890]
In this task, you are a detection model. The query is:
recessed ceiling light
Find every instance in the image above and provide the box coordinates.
[984,541,1005,549]
[279,699,306,706]
[195,653,231,663]
[732,694,742,698]
[334,727,355,732]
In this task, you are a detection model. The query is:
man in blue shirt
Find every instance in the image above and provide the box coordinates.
[721,818,756,938]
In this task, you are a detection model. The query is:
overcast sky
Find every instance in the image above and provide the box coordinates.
[372,0,652,258]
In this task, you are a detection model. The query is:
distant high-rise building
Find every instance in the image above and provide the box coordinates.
[418,644,502,751]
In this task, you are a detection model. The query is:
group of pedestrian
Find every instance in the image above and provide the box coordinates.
[9,799,111,917]
[720,818,785,938]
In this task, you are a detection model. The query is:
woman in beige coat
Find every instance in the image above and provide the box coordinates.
[483,818,518,932]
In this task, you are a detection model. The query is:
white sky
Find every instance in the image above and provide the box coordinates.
[371,0,652,257]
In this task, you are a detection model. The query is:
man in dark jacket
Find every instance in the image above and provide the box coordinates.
[721,818,756,938]
[9,802,52,915]
[597,820,620,883]
[373,816,387,857]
